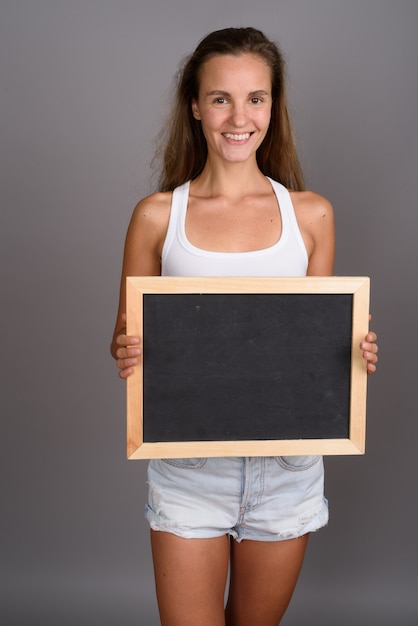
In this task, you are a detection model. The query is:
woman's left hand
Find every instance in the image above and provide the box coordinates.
[360,323,378,374]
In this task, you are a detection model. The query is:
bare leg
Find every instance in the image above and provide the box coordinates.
[150,530,230,626]
[225,534,309,626]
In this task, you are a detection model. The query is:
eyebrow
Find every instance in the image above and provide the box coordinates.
[205,89,270,97]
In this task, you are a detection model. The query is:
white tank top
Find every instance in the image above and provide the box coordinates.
[161,177,308,277]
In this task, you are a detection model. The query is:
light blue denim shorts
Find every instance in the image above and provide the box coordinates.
[145,456,328,542]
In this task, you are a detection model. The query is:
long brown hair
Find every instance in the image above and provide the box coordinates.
[156,27,305,191]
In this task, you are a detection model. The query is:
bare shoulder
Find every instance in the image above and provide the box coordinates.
[289,190,335,268]
[129,191,172,231]
[289,190,334,224]
[124,190,172,266]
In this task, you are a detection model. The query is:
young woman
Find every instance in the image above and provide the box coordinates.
[111,27,378,626]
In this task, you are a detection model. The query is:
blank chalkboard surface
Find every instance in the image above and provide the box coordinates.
[126,277,369,459]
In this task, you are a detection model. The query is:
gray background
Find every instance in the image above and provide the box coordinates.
[1,1,417,624]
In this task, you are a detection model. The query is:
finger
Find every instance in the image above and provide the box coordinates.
[116,346,141,360]
[360,344,378,356]
[115,334,141,347]
[119,366,133,379]
[363,350,378,363]
[360,339,378,353]
[367,362,377,375]
[117,353,140,378]
[116,355,139,370]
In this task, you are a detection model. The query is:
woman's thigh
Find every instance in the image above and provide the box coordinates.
[151,530,230,626]
[225,535,309,626]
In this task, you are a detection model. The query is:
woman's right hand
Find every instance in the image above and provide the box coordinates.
[112,314,141,379]
[114,332,141,379]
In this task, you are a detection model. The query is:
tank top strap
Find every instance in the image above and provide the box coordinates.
[162,181,190,263]
[267,177,307,262]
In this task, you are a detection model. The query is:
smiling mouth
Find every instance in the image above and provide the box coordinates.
[222,132,253,141]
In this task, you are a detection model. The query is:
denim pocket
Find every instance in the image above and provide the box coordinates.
[274,455,321,471]
[161,457,207,469]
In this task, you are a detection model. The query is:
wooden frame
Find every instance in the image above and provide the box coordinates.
[126,276,369,459]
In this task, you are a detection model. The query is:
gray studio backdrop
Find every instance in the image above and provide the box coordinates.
[1,1,417,624]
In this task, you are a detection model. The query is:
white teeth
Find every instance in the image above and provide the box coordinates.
[223,133,251,140]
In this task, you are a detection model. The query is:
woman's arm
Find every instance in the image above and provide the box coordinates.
[292,190,378,373]
[110,192,171,377]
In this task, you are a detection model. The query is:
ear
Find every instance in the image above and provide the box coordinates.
[191,99,201,120]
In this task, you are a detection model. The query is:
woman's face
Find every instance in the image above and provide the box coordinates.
[191,53,272,166]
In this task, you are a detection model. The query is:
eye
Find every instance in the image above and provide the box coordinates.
[250,97,263,104]
[213,97,227,104]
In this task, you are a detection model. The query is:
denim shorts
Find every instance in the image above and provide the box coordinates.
[145,456,328,542]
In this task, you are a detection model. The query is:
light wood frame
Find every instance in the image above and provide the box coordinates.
[126,276,370,459]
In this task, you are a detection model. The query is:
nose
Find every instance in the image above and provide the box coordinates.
[229,103,248,127]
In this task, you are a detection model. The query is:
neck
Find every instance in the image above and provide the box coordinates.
[192,157,267,198]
